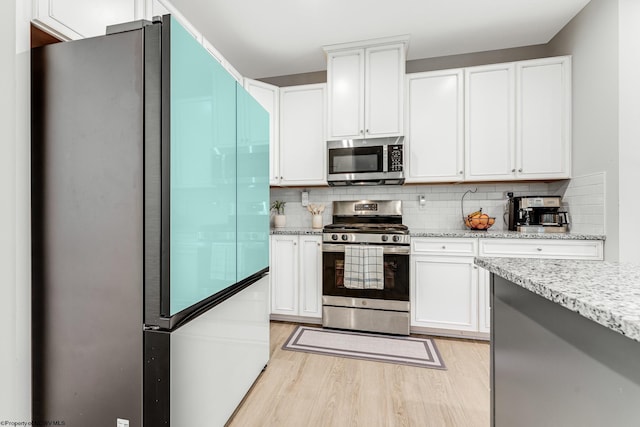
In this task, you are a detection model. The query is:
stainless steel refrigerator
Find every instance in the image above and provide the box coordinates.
[31,15,270,427]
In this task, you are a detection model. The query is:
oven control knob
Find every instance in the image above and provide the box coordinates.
[381,235,389,242]
[341,234,349,241]
[331,234,338,241]
[392,235,401,242]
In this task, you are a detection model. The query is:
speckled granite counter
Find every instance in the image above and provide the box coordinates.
[476,257,640,342]
[270,227,322,235]
[411,229,605,240]
[273,227,606,240]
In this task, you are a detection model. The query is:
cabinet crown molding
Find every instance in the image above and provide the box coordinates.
[322,34,410,53]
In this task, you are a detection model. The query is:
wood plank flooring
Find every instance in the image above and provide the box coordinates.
[227,322,490,427]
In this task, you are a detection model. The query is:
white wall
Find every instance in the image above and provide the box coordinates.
[1,0,31,420]
[618,0,640,263]
[547,0,620,260]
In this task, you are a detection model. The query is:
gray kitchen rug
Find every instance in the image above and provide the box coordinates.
[282,326,446,370]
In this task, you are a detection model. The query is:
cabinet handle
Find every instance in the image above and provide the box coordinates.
[280,176,283,179]
[511,168,516,172]
[441,245,446,249]
[360,130,364,135]
[536,247,542,251]
[518,168,523,173]
[459,170,463,175]
[294,242,297,246]
[317,243,321,247]
[366,129,369,134]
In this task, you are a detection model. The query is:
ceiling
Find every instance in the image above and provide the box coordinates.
[169,0,591,79]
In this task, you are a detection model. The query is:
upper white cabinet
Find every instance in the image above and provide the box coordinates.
[406,56,571,183]
[279,83,327,186]
[406,69,464,182]
[464,63,516,181]
[32,0,142,40]
[325,38,407,140]
[244,79,280,186]
[516,56,572,179]
[465,56,571,181]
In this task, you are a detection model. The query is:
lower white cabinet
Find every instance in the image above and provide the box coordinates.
[411,237,604,339]
[412,255,479,332]
[411,238,482,336]
[270,234,322,320]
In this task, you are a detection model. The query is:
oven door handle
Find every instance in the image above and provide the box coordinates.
[322,244,410,255]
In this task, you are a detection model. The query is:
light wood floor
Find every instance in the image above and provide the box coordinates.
[228,321,490,427]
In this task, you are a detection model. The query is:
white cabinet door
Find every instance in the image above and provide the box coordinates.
[465,63,516,181]
[406,69,464,182]
[365,43,405,138]
[516,56,571,179]
[412,255,478,332]
[478,267,491,334]
[298,236,323,318]
[279,84,326,186]
[244,79,280,185]
[270,235,298,315]
[33,0,140,40]
[327,49,365,139]
[326,43,405,140]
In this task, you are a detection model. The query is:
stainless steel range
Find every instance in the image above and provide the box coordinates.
[322,200,410,335]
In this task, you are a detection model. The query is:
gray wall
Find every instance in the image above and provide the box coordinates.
[259,44,551,85]
[547,0,620,261]
[2,0,31,420]
[617,0,640,263]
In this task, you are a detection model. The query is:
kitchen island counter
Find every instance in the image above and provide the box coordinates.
[475,257,640,342]
[479,256,640,426]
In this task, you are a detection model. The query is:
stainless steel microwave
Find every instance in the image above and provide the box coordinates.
[327,137,404,186]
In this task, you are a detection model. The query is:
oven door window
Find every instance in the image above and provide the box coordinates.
[323,251,409,301]
[328,146,383,174]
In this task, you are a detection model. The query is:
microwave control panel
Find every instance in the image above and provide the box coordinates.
[388,145,403,172]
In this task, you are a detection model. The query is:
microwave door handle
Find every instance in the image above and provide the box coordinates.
[382,145,388,172]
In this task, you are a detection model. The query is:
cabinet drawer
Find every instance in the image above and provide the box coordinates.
[478,239,603,260]
[412,238,478,256]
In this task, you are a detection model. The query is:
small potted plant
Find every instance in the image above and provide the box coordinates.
[271,200,287,228]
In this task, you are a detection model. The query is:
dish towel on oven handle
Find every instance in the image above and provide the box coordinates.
[343,245,384,290]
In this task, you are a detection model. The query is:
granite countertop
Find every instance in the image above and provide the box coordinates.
[271,227,606,240]
[270,227,322,235]
[475,257,640,343]
[410,229,605,240]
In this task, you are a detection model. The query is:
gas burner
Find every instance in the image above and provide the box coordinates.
[323,223,409,234]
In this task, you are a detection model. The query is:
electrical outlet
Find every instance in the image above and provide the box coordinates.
[117,418,129,427]
[301,191,309,207]
[418,195,426,209]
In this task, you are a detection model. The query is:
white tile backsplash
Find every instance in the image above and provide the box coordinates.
[271,181,577,231]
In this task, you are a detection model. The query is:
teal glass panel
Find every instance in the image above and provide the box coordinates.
[236,84,270,282]
[169,16,237,315]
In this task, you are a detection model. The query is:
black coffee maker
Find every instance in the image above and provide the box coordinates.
[507,196,569,232]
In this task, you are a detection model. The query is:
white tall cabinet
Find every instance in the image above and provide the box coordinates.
[406,69,464,182]
[279,84,326,186]
[406,56,571,183]
[465,56,571,181]
[270,235,322,321]
[464,63,516,181]
[325,38,407,140]
[244,79,280,186]
[516,56,572,179]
